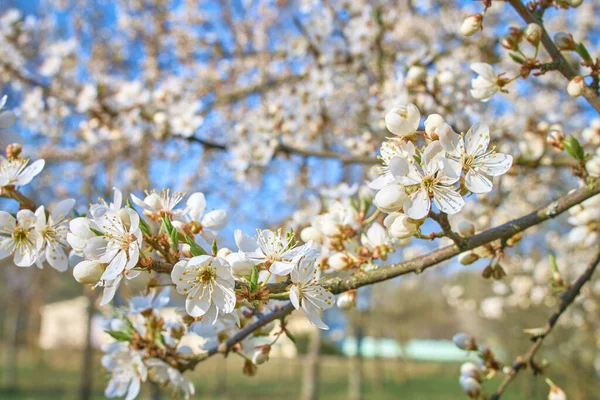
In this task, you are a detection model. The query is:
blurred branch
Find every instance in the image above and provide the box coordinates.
[490,250,600,399]
[507,0,600,114]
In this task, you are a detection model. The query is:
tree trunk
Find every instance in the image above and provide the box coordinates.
[300,323,322,400]
[79,288,95,400]
[348,312,363,400]
[2,298,20,391]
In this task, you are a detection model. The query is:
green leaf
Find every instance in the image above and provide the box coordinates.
[508,52,526,64]
[548,252,559,274]
[575,43,593,63]
[185,236,207,256]
[563,135,585,161]
[90,228,104,236]
[105,330,132,342]
[250,265,259,292]
[162,214,179,250]
[138,216,151,236]
[212,238,218,256]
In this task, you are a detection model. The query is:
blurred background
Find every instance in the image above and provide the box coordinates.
[1,0,600,398]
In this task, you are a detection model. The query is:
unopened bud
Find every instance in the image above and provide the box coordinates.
[5,143,22,158]
[336,290,357,309]
[217,247,232,258]
[453,333,478,351]
[568,0,583,8]
[460,375,481,396]
[553,32,576,51]
[243,359,258,376]
[73,261,104,284]
[251,344,271,365]
[524,23,543,46]
[461,14,482,37]
[328,252,351,271]
[567,76,586,97]
[585,156,600,177]
[460,362,481,381]
[500,33,520,51]
[482,265,493,279]
[459,251,479,266]
[492,264,506,280]
[406,65,427,87]
[300,226,323,243]
[457,221,475,237]
[424,114,445,140]
[546,129,565,150]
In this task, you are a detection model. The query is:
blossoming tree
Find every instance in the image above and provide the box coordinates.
[1,0,600,399]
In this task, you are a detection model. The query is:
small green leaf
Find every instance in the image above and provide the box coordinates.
[575,43,592,63]
[250,265,259,291]
[563,135,585,161]
[212,238,218,256]
[138,216,151,236]
[90,228,104,236]
[509,52,526,64]
[105,330,132,342]
[548,252,559,274]
[185,236,207,256]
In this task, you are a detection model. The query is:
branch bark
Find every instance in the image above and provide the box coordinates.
[507,0,600,114]
[490,250,600,399]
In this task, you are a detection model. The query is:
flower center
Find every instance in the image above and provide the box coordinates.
[422,176,436,192]
[198,266,216,283]
[13,226,30,244]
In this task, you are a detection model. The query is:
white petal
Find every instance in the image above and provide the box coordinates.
[16,159,45,186]
[389,157,410,178]
[470,63,497,81]
[404,189,431,219]
[0,211,16,231]
[50,198,76,223]
[14,246,37,267]
[289,285,301,310]
[201,209,229,230]
[270,260,295,276]
[433,186,465,215]
[476,153,513,176]
[186,192,207,221]
[100,276,122,306]
[465,169,493,194]
[101,250,127,280]
[464,123,490,156]
[46,245,68,272]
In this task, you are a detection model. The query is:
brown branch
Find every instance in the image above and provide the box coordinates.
[490,250,600,400]
[177,181,600,369]
[507,0,600,114]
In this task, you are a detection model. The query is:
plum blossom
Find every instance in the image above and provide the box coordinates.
[470,63,501,101]
[131,188,187,220]
[384,103,420,137]
[0,156,44,187]
[34,198,76,271]
[393,141,464,219]
[146,358,195,399]
[0,209,39,267]
[439,123,513,193]
[101,342,147,400]
[237,229,315,276]
[289,258,334,329]
[171,255,236,322]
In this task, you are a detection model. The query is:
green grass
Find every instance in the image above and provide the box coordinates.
[0,348,534,399]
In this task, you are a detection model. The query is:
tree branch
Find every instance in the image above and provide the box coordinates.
[507,0,600,114]
[490,250,600,399]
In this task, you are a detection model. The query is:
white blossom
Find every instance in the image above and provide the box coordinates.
[290,258,334,329]
[384,103,420,137]
[171,255,236,321]
[0,156,44,187]
[34,198,76,271]
[470,63,501,101]
[101,342,147,400]
[0,209,39,267]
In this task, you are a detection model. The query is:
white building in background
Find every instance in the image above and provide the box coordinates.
[38,296,309,359]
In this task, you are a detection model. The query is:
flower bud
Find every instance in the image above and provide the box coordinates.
[546,129,565,150]
[300,226,323,243]
[457,221,475,237]
[374,184,407,213]
[73,260,104,284]
[217,247,232,258]
[336,290,357,309]
[328,252,350,271]
[5,143,22,158]
[437,70,455,86]
[547,381,567,400]
[181,244,192,258]
[251,344,271,365]
[524,23,542,46]
[453,333,477,351]
[243,359,258,376]
[460,362,481,381]
[567,76,586,97]
[406,65,427,87]
[424,114,445,140]
[553,32,576,51]
[384,103,420,137]
[461,14,482,37]
[568,0,583,7]
[500,33,520,50]
[384,213,419,239]
[459,251,479,266]
[586,156,600,177]
[459,375,481,396]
